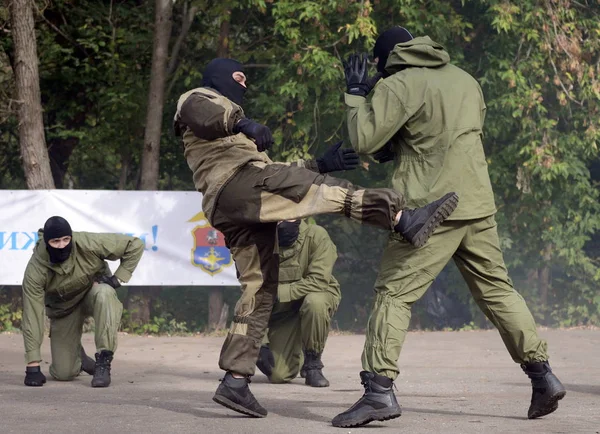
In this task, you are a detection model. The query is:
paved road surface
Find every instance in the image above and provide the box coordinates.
[0,329,598,433]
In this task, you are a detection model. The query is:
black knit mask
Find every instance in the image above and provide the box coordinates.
[43,216,73,264]
[373,26,414,75]
[201,58,247,106]
[278,221,301,248]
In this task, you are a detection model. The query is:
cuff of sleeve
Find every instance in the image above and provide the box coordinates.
[114,267,132,283]
[344,93,366,107]
[304,159,320,173]
[277,284,293,303]
[26,350,42,364]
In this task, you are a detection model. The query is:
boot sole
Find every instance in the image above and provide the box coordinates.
[332,408,402,428]
[410,192,458,248]
[528,390,566,419]
[213,394,267,418]
[305,381,330,387]
[91,381,111,387]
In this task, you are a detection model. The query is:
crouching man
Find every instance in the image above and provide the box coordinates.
[256,220,341,387]
[21,216,144,388]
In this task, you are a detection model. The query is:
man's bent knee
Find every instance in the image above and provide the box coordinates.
[50,363,80,381]
[301,293,332,318]
[93,283,118,298]
[269,371,295,384]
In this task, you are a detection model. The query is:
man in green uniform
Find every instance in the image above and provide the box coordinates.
[255,220,341,387]
[22,216,144,388]
[174,58,459,418]
[332,27,566,428]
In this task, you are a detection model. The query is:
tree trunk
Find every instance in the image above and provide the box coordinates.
[118,150,131,190]
[139,0,173,190]
[130,0,173,324]
[9,0,55,189]
[217,12,231,58]
[208,287,227,330]
[48,137,78,188]
[125,287,155,329]
[165,2,198,96]
[205,13,232,331]
[538,245,553,324]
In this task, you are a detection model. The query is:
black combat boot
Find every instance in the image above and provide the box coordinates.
[302,350,329,387]
[91,350,113,387]
[394,192,459,248]
[80,347,96,376]
[522,361,566,419]
[213,372,268,418]
[332,371,401,428]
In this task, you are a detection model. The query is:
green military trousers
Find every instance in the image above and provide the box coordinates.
[267,291,340,383]
[362,215,549,380]
[49,283,123,381]
[212,162,405,376]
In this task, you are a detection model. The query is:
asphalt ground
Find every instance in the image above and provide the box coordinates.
[0,329,598,434]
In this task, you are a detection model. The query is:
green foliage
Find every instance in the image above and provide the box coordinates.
[1,0,599,329]
[121,309,190,335]
[0,303,22,332]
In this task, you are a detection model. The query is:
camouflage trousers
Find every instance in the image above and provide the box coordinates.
[211,162,405,376]
[362,215,549,380]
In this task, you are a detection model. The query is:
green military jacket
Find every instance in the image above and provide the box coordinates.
[174,87,318,224]
[345,36,497,220]
[277,221,341,304]
[21,231,144,363]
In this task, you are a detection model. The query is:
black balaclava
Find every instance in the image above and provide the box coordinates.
[201,58,246,106]
[43,216,73,264]
[373,26,414,75]
[278,221,301,248]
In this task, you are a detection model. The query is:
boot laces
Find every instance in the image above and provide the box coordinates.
[360,379,373,394]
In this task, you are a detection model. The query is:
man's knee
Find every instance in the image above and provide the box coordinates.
[50,363,80,381]
[91,283,120,305]
[301,293,332,318]
[269,370,295,384]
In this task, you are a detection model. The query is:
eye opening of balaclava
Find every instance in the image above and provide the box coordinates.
[373,26,414,76]
[43,216,73,264]
[201,58,247,106]
[277,220,301,248]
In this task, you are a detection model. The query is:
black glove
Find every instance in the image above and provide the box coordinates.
[366,71,384,89]
[373,142,396,164]
[317,141,360,173]
[234,118,274,152]
[24,366,47,387]
[343,53,374,97]
[255,345,275,378]
[96,275,121,289]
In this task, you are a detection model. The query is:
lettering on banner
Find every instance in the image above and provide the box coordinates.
[0,232,39,251]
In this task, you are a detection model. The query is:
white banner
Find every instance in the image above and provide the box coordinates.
[0,190,239,286]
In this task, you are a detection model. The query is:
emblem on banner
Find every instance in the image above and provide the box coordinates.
[188,212,232,276]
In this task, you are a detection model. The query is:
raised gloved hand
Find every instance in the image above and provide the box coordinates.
[317,141,360,173]
[343,53,376,97]
[366,71,384,90]
[373,142,396,164]
[24,366,47,387]
[255,345,275,378]
[234,118,274,152]
[96,275,121,289]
